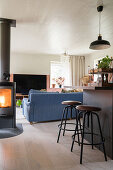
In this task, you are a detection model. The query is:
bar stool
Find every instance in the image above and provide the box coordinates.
[57,100,82,143]
[71,105,107,164]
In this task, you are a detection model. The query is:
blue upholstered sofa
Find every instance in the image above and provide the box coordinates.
[22,89,83,123]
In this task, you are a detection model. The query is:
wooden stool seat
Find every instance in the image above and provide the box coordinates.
[62,101,81,106]
[76,105,101,112]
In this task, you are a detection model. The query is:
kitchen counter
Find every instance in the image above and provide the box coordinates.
[64,85,113,90]
[64,85,113,159]
[83,88,113,159]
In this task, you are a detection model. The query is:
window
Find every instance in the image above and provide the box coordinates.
[50,61,64,88]
[94,57,103,82]
[50,56,72,88]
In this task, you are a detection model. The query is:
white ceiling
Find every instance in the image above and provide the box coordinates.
[0,0,113,55]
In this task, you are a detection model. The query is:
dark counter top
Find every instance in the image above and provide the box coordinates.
[64,86,113,90]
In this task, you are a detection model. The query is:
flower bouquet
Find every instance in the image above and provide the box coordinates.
[55,77,65,88]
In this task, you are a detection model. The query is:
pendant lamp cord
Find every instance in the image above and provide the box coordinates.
[99,12,101,35]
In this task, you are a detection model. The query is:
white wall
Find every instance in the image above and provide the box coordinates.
[85,48,113,75]
[10,49,113,77]
[10,52,61,75]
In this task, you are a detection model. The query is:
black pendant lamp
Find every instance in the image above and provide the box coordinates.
[89,1,111,50]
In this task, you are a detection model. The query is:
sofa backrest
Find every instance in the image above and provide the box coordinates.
[30,92,83,104]
[28,89,59,100]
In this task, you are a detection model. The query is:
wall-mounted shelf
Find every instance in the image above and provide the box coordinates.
[89,68,113,87]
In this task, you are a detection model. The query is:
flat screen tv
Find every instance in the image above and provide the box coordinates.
[14,74,46,94]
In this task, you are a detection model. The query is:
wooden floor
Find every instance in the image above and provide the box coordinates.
[0,108,112,170]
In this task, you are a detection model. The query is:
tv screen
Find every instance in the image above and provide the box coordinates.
[14,74,46,94]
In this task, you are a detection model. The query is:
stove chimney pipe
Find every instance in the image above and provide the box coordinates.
[0,18,16,82]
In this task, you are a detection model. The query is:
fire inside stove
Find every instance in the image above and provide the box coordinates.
[0,89,11,108]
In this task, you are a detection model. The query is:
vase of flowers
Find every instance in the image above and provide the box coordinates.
[55,77,65,88]
[59,84,62,88]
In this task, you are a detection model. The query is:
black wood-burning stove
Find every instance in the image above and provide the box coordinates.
[0,18,16,128]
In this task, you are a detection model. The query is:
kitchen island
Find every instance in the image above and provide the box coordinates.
[65,86,113,159]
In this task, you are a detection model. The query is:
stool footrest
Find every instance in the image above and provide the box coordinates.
[72,132,105,145]
[74,140,104,146]
[58,123,81,132]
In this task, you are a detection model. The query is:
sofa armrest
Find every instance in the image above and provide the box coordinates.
[22,98,30,114]
[23,99,30,106]
[22,97,34,122]
[23,98,28,103]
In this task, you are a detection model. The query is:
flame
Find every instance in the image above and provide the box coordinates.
[0,89,11,108]
[0,96,5,107]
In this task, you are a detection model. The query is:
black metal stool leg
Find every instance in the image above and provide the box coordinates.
[78,111,83,138]
[76,109,80,146]
[77,123,80,146]
[57,107,66,143]
[95,112,107,161]
[80,112,87,164]
[71,120,78,152]
[91,112,94,149]
[63,107,68,136]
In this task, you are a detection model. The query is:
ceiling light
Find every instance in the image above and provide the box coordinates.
[63,50,68,56]
[89,0,111,50]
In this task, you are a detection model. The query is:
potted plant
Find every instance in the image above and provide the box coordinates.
[98,55,112,71]
[16,99,22,107]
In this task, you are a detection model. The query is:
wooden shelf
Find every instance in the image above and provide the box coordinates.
[16,94,28,100]
[89,68,113,87]
[89,68,113,74]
